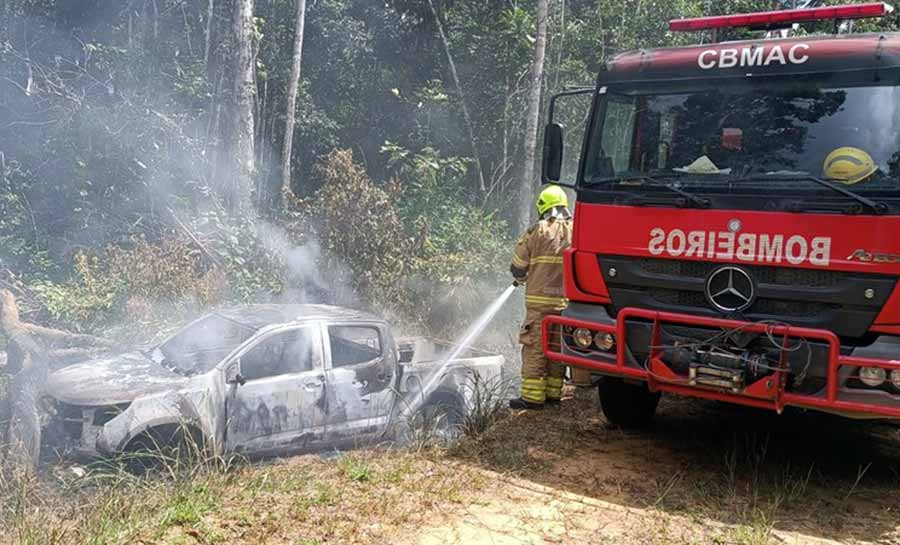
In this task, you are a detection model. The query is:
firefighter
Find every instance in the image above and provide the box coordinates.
[509,186,593,410]
[823,147,879,185]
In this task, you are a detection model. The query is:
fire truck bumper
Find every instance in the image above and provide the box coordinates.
[543,304,900,419]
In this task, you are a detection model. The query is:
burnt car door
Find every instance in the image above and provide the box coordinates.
[223,324,328,454]
[322,323,397,442]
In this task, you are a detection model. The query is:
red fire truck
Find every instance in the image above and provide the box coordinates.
[541,3,900,427]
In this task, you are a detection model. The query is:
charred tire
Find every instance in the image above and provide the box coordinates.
[123,424,206,472]
[410,390,465,442]
[597,378,660,429]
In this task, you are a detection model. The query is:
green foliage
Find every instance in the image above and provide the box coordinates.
[0,159,52,276]
[315,148,412,308]
[30,254,121,331]
[312,146,510,329]
[338,456,372,483]
[161,484,216,528]
[6,0,899,337]
[29,239,225,333]
[195,210,285,302]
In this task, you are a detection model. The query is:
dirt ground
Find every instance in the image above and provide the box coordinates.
[424,391,900,545]
[5,387,900,545]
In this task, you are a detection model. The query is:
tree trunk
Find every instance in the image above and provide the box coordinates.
[181,3,194,58]
[1,288,118,351]
[0,290,45,473]
[554,0,566,89]
[426,0,487,193]
[3,331,47,473]
[230,0,256,211]
[281,0,307,201]
[204,0,215,69]
[151,0,159,41]
[516,0,550,232]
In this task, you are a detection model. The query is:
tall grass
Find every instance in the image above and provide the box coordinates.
[459,371,513,438]
[403,371,512,452]
[0,422,238,545]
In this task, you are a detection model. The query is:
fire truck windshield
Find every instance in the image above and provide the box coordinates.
[583,83,900,211]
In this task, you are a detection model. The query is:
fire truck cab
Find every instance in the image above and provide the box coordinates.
[541,3,900,427]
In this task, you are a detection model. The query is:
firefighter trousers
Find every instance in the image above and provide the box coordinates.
[519,309,594,403]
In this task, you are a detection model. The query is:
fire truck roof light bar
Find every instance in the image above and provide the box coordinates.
[669,2,894,32]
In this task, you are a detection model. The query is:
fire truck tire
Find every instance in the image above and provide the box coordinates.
[597,377,661,429]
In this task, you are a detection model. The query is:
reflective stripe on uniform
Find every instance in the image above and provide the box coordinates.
[511,254,530,268]
[521,377,547,404]
[546,377,564,400]
[525,295,568,307]
[531,256,563,264]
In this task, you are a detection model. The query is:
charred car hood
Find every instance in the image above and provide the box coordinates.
[46,352,188,405]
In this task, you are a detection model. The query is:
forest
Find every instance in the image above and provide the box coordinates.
[0,0,825,338]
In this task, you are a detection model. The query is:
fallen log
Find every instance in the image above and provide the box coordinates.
[3,330,47,473]
[0,289,120,350]
[0,289,116,471]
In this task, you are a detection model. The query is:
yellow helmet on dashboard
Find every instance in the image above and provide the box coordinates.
[823,147,877,185]
[536,185,569,216]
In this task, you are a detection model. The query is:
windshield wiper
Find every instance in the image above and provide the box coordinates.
[589,174,711,209]
[731,174,888,215]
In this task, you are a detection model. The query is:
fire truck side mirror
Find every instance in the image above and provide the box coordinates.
[542,123,564,184]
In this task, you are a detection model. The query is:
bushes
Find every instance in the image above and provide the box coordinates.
[30,254,119,332]
[0,159,53,277]
[314,146,512,332]
[21,145,513,339]
[30,239,226,334]
[315,149,412,308]
[195,210,286,302]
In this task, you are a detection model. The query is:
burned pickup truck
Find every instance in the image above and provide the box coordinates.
[40,304,504,458]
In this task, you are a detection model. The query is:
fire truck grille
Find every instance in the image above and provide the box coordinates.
[637,259,845,288]
[648,288,839,317]
[598,255,899,339]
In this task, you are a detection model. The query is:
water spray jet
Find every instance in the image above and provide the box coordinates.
[399,283,517,421]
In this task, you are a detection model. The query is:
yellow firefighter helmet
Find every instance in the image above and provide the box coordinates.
[823,147,878,185]
[536,185,569,216]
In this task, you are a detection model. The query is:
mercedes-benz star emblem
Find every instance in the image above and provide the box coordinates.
[706,266,756,313]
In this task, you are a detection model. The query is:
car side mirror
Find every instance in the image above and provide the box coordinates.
[542,123,564,183]
[225,363,246,386]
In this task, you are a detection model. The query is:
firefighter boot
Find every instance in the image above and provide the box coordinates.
[513,376,547,410]
[509,398,545,411]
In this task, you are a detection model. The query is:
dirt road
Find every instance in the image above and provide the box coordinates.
[435,392,900,544]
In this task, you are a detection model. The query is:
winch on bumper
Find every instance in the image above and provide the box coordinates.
[542,304,900,419]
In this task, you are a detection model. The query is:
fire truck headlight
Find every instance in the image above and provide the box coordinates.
[573,328,593,349]
[859,367,887,387]
[595,332,616,351]
[891,370,900,390]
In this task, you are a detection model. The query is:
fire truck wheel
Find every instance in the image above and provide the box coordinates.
[597,377,661,429]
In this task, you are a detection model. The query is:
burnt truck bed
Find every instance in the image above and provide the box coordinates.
[396,337,505,402]
[40,305,504,460]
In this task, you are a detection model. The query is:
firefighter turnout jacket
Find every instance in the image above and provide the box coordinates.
[511,214,573,405]
[511,216,573,312]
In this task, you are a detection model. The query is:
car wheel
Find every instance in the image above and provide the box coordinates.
[406,392,465,445]
[123,424,206,472]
